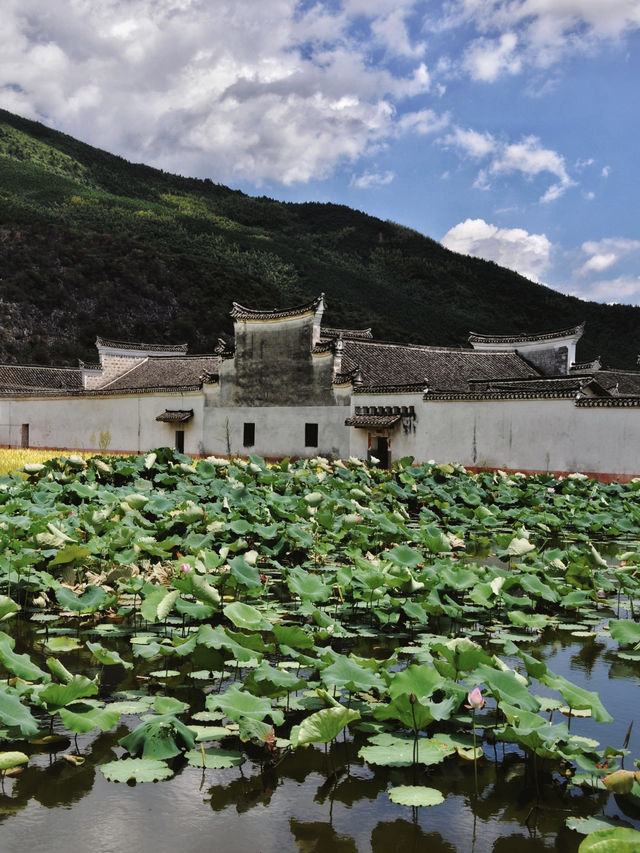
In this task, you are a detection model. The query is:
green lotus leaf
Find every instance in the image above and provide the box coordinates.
[228,556,262,589]
[286,567,331,602]
[55,585,109,613]
[86,642,133,669]
[38,675,99,711]
[187,725,231,742]
[542,672,612,722]
[185,747,244,769]
[320,654,385,695]
[387,785,444,807]
[45,636,83,653]
[153,695,189,715]
[205,685,284,726]
[385,544,423,568]
[272,624,315,650]
[0,751,29,771]
[359,732,456,767]
[566,816,635,836]
[292,705,360,746]
[49,544,92,567]
[0,631,49,682]
[243,661,306,699]
[609,619,640,646]
[46,657,74,683]
[375,693,457,731]
[388,663,444,700]
[0,596,20,622]
[475,664,540,712]
[119,714,196,759]
[0,688,40,737]
[101,758,173,783]
[223,601,272,632]
[578,828,640,852]
[59,703,121,734]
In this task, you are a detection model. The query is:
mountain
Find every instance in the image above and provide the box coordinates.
[0,107,638,367]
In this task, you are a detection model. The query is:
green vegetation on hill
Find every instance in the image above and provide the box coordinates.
[0,108,638,367]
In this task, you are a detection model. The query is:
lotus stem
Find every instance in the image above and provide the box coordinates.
[472,708,478,798]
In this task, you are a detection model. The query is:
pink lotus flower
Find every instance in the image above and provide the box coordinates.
[465,687,485,710]
[180,563,192,574]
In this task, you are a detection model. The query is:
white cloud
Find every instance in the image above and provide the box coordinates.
[579,237,640,275]
[464,32,521,81]
[0,0,437,185]
[443,0,640,79]
[443,127,574,202]
[351,169,395,189]
[441,218,552,282]
[443,127,497,158]
[575,275,640,304]
[601,165,611,178]
[490,135,574,202]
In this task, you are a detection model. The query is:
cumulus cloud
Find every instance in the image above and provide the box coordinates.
[443,128,574,202]
[441,218,552,282]
[464,32,521,82]
[443,0,640,78]
[579,237,640,275]
[0,0,439,185]
[351,169,395,189]
[575,275,640,304]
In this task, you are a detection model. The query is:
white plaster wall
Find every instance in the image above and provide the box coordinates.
[0,392,204,454]
[415,398,640,475]
[347,393,424,462]
[203,405,349,459]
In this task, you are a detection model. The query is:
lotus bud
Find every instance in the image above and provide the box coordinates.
[465,687,485,710]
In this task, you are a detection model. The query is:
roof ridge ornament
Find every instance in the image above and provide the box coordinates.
[231,294,325,322]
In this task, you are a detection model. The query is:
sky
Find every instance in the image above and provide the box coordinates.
[1,0,640,305]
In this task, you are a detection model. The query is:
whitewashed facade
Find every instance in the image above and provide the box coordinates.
[0,295,638,479]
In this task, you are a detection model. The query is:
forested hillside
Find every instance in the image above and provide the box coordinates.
[0,108,637,367]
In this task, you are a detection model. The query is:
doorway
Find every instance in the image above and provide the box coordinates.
[375,436,390,468]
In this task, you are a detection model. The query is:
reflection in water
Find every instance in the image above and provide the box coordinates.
[371,819,456,853]
[290,818,358,852]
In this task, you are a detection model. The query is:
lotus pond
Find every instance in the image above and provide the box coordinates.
[1,451,640,853]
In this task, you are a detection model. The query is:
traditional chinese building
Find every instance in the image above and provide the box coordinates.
[0,295,638,479]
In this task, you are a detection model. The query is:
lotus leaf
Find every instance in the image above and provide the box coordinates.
[0,631,49,681]
[206,685,284,726]
[578,828,640,852]
[101,758,173,783]
[359,732,456,767]
[59,703,121,734]
[387,785,444,807]
[0,688,40,737]
[292,705,360,746]
[86,641,133,669]
[185,747,244,769]
[223,601,272,632]
[38,675,99,711]
[119,713,196,759]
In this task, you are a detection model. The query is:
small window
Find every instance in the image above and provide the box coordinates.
[305,423,318,447]
[21,424,29,448]
[175,430,185,453]
[243,422,255,447]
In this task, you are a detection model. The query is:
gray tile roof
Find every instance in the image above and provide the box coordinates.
[99,355,220,391]
[155,409,194,423]
[231,294,324,321]
[345,414,401,428]
[96,337,188,353]
[0,364,83,392]
[340,340,538,392]
[468,323,585,345]
[321,327,373,341]
[594,370,640,396]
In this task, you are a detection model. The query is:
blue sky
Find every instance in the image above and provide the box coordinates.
[1,0,639,304]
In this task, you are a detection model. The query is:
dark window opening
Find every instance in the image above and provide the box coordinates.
[21,424,29,448]
[175,430,184,453]
[305,422,318,447]
[374,436,390,468]
[243,422,255,447]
